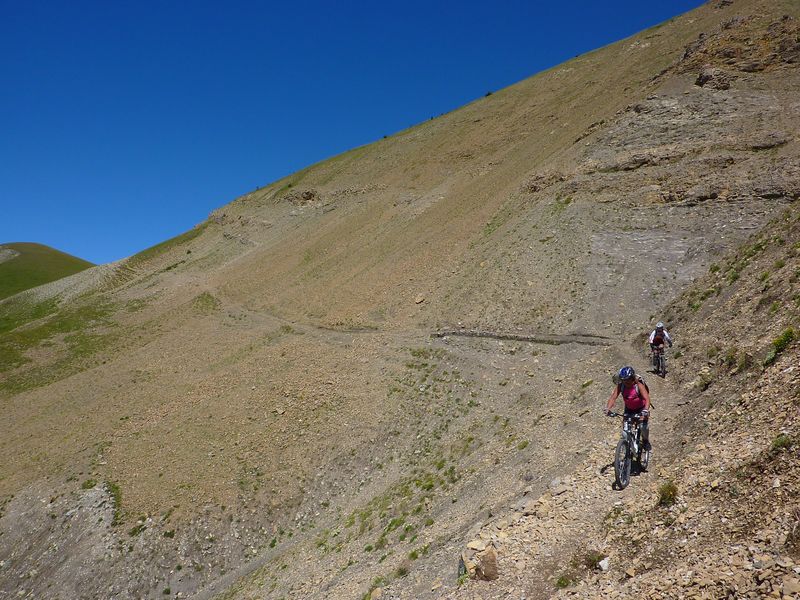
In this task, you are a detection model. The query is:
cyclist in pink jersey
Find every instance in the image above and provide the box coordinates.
[605,366,651,450]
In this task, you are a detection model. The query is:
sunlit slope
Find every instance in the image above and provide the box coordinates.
[1,1,799,599]
[0,242,93,300]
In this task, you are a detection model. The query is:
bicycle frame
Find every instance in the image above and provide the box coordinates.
[620,415,641,455]
[609,412,647,489]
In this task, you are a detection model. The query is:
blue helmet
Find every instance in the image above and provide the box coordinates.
[619,366,635,381]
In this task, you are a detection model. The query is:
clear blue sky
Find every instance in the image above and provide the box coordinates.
[1,0,704,264]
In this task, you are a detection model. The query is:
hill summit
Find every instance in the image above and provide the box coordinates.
[0,242,93,300]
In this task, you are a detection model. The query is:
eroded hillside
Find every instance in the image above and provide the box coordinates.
[1,1,798,599]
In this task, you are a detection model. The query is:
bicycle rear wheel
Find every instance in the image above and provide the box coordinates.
[614,439,631,489]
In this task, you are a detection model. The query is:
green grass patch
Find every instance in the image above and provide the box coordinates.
[764,327,796,366]
[0,296,115,375]
[0,297,59,336]
[106,481,123,525]
[0,296,118,395]
[771,434,793,452]
[556,573,575,588]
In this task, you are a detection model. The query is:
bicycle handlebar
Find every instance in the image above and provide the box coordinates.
[607,411,645,420]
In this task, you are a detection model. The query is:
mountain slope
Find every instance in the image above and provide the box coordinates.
[434,203,798,600]
[1,1,799,599]
[0,242,93,300]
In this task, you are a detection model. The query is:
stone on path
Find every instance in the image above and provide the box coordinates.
[476,547,499,581]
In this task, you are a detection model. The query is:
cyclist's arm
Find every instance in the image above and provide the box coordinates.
[638,382,651,411]
[606,386,620,413]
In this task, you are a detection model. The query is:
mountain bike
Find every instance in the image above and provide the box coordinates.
[608,412,650,489]
[651,345,667,377]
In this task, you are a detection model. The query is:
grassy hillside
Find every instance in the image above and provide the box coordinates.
[0,242,94,300]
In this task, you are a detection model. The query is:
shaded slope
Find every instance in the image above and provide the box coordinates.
[0,242,93,300]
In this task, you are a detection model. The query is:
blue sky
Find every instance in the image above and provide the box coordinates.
[1,0,705,264]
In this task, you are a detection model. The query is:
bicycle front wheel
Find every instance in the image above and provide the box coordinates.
[614,439,631,489]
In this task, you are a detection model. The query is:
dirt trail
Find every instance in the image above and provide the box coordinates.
[433,330,613,347]
[437,341,689,599]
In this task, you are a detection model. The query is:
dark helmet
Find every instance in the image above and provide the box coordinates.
[619,366,635,381]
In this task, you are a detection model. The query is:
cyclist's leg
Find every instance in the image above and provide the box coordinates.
[641,417,651,450]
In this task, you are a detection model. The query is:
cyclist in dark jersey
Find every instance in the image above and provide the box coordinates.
[605,366,651,451]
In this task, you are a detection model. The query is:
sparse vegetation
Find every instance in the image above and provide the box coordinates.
[763,327,796,366]
[657,480,678,506]
[106,481,123,525]
[556,573,576,588]
[192,292,221,314]
[771,433,793,452]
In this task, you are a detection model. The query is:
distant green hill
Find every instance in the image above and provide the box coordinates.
[0,242,94,300]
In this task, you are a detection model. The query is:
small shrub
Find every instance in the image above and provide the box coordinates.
[771,434,793,452]
[658,480,678,507]
[106,481,122,525]
[556,574,575,588]
[723,348,738,369]
[163,529,175,538]
[764,327,796,366]
[395,559,411,577]
[580,550,607,570]
[736,352,753,373]
[385,516,405,533]
[81,479,97,490]
[408,549,419,560]
[517,440,529,450]
[162,589,170,596]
